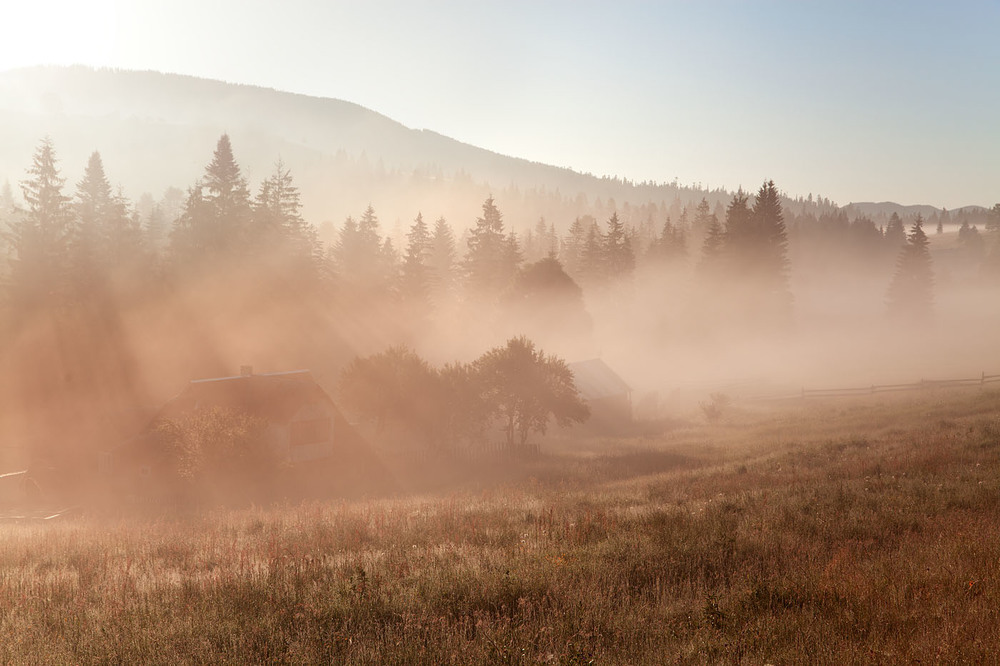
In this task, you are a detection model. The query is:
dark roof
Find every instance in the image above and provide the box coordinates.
[156,370,336,424]
[568,359,631,401]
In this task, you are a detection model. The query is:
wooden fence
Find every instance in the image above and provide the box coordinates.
[797,371,1000,399]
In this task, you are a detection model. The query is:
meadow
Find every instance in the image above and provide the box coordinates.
[2,387,999,664]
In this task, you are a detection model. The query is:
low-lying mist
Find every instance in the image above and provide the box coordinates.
[1,132,998,507]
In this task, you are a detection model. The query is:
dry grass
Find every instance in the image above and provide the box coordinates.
[2,387,1000,664]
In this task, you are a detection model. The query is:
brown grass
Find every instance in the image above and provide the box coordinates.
[2,387,999,664]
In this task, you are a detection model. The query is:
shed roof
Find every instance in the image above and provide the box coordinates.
[157,370,336,424]
[568,359,631,401]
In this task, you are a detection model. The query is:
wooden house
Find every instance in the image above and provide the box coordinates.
[104,368,382,501]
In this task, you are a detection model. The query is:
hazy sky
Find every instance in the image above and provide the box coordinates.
[1,0,997,209]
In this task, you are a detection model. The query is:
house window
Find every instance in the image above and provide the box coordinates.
[291,418,331,446]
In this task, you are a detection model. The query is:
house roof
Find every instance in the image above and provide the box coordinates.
[156,370,336,425]
[568,359,631,401]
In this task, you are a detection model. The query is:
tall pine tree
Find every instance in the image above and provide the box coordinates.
[428,216,457,302]
[465,196,518,294]
[886,215,934,320]
[604,212,635,281]
[171,134,253,268]
[6,137,74,308]
[400,212,432,307]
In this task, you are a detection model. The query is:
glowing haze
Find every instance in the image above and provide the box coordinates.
[1,0,997,209]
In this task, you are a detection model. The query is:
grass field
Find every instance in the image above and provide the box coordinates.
[2,387,1000,664]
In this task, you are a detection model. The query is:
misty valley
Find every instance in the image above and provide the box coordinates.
[0,69,998,664]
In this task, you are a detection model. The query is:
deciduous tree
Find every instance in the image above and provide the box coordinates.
[474,336,589,450]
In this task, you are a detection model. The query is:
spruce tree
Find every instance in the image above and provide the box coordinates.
[692,197,715,241]
[750,179,790,295]
[400,212,432,306]
[465,196,517,293]
[886,215,934,320]
[697,214,725,278]
[72,151,140,289]
[884,212,906,252]
[428,216,457,301]
[604,212,635,281]
[7,137,74,308]
[579,221,605,286]
[253,160,319,276]
[560,216,589,279]
[171,134,253,266]
[723,189,752,252]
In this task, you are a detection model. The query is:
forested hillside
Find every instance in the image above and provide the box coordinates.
[0,67,998,480]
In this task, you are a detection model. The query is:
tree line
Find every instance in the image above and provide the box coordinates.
[3,134,978,335]
[0,133,995,464]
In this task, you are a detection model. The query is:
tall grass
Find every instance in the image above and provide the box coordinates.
[2,388,999,663]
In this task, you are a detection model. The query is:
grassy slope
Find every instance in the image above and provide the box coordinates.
[2,388,999,664]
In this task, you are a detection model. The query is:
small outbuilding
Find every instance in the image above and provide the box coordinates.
[568,358,632,431]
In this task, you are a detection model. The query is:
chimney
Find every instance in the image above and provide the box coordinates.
[240,365,253,377]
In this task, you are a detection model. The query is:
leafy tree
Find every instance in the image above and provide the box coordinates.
[473,336,589,450]
[436,361,490,448]
[6,137,74,308]
[151,407,275,500]
[886,215,934,320]
[338,346,440,443]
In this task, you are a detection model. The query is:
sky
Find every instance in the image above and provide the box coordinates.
[1,0,997,209]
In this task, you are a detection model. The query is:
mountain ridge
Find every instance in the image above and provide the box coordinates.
[0,66,986,229]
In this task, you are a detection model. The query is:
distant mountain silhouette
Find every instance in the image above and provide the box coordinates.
[0,66,710,229]
[0,66,983,234]
[843,202,989,221]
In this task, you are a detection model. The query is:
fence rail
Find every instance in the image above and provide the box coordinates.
[798,371,1000,399]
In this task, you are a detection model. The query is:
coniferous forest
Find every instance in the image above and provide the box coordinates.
[1,130,999,482]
